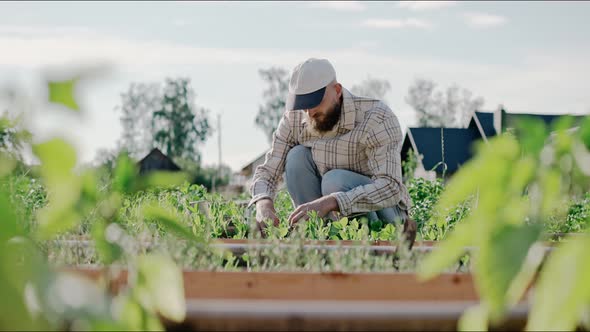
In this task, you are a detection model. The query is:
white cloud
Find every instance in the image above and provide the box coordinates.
[307,1,366,11]
[397,1,457,11]
[172,19,191,27]
[0,24,98,38]
[0,34,302,68]
[463,12,507,28]
[353,40,380,49]
[361,18,432,29]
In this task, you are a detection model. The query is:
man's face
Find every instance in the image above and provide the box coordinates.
[306,83,343,133]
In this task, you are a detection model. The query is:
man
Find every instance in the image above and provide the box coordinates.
[248,58,416,248]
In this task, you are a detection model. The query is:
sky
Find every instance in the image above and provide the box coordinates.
[1,1,589,172]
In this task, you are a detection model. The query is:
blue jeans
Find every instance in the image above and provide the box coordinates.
[285,145,408,223]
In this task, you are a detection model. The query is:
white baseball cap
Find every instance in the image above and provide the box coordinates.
[285,58,336,111]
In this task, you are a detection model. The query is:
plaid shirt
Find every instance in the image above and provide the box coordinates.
[248,88,411,217]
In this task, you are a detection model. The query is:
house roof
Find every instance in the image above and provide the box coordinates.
[473,111,497,137]
[137,148,181,173]
[501,110,586,131]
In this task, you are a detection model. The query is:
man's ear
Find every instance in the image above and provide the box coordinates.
[334,82,343,97]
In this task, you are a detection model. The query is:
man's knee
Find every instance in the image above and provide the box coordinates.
[286,145,311,171]
[321,169,349,195]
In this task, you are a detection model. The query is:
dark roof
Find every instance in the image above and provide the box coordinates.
[402,109,587,177]
[474,111,497,137]
[501,110,586,132]
[402,125,483,175]
[137,148,181,174]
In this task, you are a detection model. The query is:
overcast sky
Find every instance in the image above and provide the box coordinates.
[1,1,589,171]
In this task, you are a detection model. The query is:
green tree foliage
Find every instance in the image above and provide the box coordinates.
[153,78,211,163]
[107,78,211,168]
[117,83,161,159]
[255,67,289,143]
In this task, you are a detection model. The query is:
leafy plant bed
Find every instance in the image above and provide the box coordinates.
[46,237,556,265]
[46,238,454,273]
[47,238,440,255]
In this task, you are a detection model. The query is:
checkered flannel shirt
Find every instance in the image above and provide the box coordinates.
[248,87,411,217]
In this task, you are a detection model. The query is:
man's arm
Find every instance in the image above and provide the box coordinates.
[248,112,297,208]
[329,111,406,216]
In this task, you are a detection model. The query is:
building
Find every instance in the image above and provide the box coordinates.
[401,120,485,179]
[499,109,586,133]
[401,107,587,179]
[230,150,267,190]
[137,148,181,175]
[232,149,289,194]
[239,150,268,180]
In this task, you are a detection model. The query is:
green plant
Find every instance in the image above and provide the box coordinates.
[1,172,47,233]
[418,115,590,330]
[545,192,590,235]
[0,75,199,331]
[402,147,418,181]
[406,177,472,240]
[407,177,444,226]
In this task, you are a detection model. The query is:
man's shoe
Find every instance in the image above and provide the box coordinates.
[402,218,417,250]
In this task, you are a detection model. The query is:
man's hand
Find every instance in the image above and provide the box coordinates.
[288,195,339,227]
[255,198,279,238]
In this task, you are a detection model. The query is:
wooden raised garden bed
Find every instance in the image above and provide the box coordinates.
[52,236,567,331]
[64,267,530,331]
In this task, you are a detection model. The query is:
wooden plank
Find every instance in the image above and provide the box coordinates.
[171,299,529,332]
[181,271,477,301]
[65,268,478,301]
[62,268,537,331]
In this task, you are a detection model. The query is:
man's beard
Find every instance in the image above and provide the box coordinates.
[310,99,342,133]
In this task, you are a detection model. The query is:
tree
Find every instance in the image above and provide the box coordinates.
[152,78,211,164]
[350,75,391,101]
[451,84,485,127]
[255,67,289,143]
[405,78,443,127]
[405,78,484,127]
[116,83,161,159]
[112,78,211,168]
